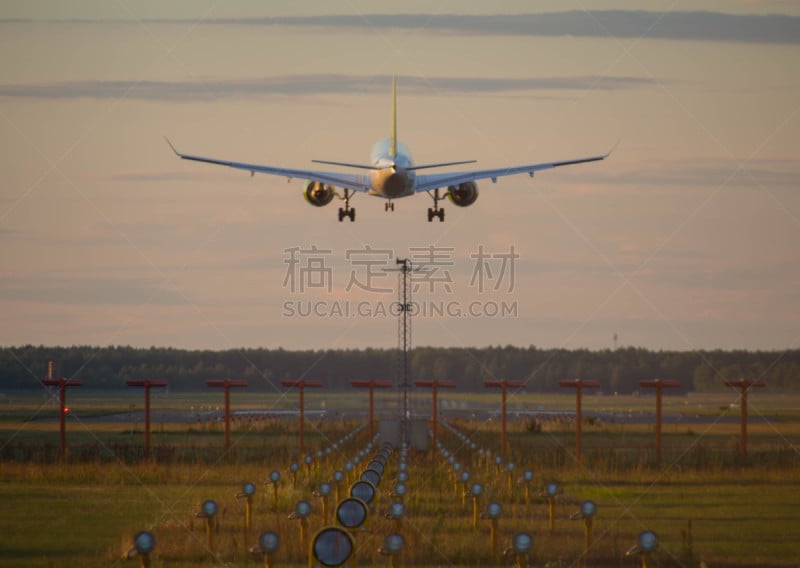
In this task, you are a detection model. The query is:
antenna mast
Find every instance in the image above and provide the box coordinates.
[395,258,412,444]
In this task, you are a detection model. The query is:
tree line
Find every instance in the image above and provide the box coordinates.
[1,345,798,392]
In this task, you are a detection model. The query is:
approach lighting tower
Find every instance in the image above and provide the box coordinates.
[351,380,392,440]
[484,380,525,457]
[205,379,248,451]
[393,258,413,444]
[559,379,600,462]
[42,361,82,463]
[724,379,765,464]
[281,379,323,453]
[639,379,680,464]
[126,379,168,460]
[414,380,456,449]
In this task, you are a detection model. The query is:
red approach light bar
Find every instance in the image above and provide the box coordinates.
[724,379,766,389]
[484,380,525,389]
[42,378,83,387]
[126,380,168,388]
[559,379,601,389]
[206,379,249,388]
[281,380,323,388]
[414,380,457,388]
[639,379,681,389]
[351,380,393,388]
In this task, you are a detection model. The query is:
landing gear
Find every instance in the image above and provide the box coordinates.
[385,200,395,212]
[337,189,356,222]
[426,188,446,222]
[427,207,444,222]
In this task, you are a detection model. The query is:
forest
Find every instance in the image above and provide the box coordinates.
[1,344,798,393]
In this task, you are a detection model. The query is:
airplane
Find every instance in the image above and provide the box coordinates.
[166,77,608,222]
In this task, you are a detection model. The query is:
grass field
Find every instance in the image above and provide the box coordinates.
[0,390,798,566]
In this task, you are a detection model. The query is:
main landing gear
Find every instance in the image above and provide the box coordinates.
[427,188,445,222]
[337,189,355,222]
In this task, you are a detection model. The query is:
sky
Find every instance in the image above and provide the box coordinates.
[1,1,799,353]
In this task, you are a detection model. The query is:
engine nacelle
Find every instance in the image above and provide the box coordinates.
[446,181,479,207]
[304,181,335,207]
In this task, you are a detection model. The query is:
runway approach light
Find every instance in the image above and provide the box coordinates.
[627,530,659,567]
[313,482,333,524]
[540,483,559,534]
[521,470,534,506]
[125,531,155,568]
[336,497,369,531]
[470,483,484,529]
[196,500,218,554]
[570,499,598,562]
[267,470,281,509]
[311,527,355,568]
[350,480,377,505]
[289,500,312,550]
[250,531,279,568]
[481,502,503,556]
[379,533,405,568]
[236,482,256,532]
[504,532,533,568]
[385,502,406,529]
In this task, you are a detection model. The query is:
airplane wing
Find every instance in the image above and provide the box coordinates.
[414,153,607,192]
[165,139,370,193]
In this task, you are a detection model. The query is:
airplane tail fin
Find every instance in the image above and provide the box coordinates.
[390,76,397,159]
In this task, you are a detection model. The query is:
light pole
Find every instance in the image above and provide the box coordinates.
[414,380,456,449]
[205,379,248,452]
[484,380,524,456]
[281,379,323,453]
[559,379,600,462]
[724,379,765,464]
[639,379,680,464]
[126,380,168,460]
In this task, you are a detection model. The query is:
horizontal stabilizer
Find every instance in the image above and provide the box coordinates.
[407,160,477,171]
[311,159,375,170]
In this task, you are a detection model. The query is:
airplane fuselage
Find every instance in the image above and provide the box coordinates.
[368,139,416,199]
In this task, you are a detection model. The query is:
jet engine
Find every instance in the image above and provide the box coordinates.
[446,181,479,207]
[304,181,335,207]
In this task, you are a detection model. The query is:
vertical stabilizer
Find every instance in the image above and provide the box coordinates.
[390,76,397,159]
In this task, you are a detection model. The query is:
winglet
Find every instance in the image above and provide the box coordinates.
[605,137,622,159]
[164,136,181,157]
[389,76,397,159]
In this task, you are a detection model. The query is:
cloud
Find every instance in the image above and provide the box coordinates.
[0,276,189,306]
[7,10,793,44]
[0,73,656,101]
[206,11,800,45]
[586,158,800,189]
